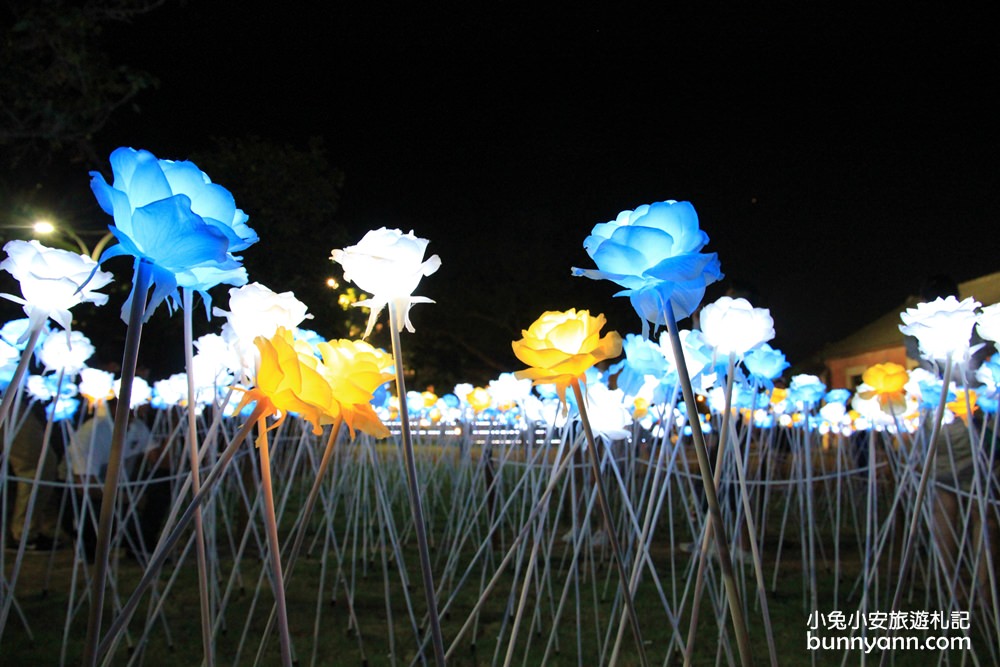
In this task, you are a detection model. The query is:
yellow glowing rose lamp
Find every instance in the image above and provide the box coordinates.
[250,327,338,435]
[857,362,908,412]
[467,387,492,413]
[947,389,977,421]
[315,338,395,439]
[511,308,622,402]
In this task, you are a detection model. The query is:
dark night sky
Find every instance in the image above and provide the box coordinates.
[97,1,999,371]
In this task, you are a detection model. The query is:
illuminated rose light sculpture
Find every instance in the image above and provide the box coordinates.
[695,295,777,663]
[466,386,494,413]
[583,382,633,442]
[331,227,441,338]
[699,296,775,360]
[512,309,622,402]
[244,327,338,434]
[888,295,983,634]
[899,296,980,362]
[26,374,78,406]
[90,147,256,319]
[572,201,752,666]
[114,376,152,410]
[215,282,313,381]
[314,338,394,438]
[37,330,96,377]
[787,373,828,411]
[330,228,445,665]
[78,367,116,406]
[613,333,670,403]
[510,308,651,663]
[85,147,257,667]
[0,241,113,428]
[31,329,95,425]
[0,240,113,335]
[856,362,909,415]
[572,200,722,337]
[743,343,790,390]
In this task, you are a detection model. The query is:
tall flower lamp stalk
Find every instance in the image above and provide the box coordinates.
[331,228,445,666]
[662,304,753,667]
[571,378,651,667]
[82,258,153,667]
[511,308,649,667]
[83,146,256,667]
[387,298,446,665]
[251,337,394,662]
[696,294,780,667]
[572,201,752,666]
[880,295,980,666]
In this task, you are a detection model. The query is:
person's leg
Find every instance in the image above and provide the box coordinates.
[35,445,59,539]
[9,479,31,542]
[970,494,999,610]
[139,467,172,554]
[7,443,47,542]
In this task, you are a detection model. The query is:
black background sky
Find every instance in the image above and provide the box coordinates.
[93,1,998,374]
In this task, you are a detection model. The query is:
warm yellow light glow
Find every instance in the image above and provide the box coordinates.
[33,220,55,234]
[326,277,339,289]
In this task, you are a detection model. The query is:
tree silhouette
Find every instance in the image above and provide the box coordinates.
[0,0,164,167]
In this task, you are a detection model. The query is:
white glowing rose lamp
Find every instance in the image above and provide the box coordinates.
[0,240,113,334]
[899,296,980,361]
[0,240,113,428]
[699,296,775,358]
[154,374,189,408]
[330,227,445,660]
[488,372,534,407]
[330,227,441,337]
[582,383,633,442]
[38,330,95,375]
[213,282,312,379]
[976,302,1000,344]
[114,376,151,409]
[79,368,116,405]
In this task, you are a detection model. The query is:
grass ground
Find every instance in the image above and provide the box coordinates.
[2,451,994,666]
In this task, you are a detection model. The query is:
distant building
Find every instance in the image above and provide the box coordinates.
[822,271,1000,389]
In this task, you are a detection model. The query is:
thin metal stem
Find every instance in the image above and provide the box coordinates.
[83,258,153,667]
[96,404,267,660]
[256,421,294,666]
[571,379,651,667]
[662,304,753,667]
[879,353,953,667]
[253,418,344,663]
[183,288,214,667]
[388,299,446,666]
